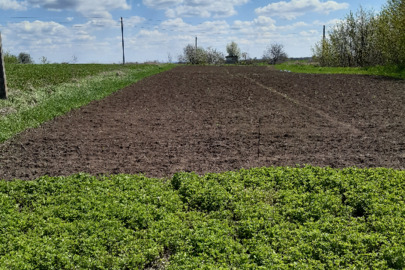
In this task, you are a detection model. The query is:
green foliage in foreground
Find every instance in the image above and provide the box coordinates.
[0,64,175,143]
[275,62,405,79]
[1,166,404,269]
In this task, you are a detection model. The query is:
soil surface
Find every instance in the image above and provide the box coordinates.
[1,66,404,180]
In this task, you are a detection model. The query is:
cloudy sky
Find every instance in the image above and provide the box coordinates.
[0,0,387,63]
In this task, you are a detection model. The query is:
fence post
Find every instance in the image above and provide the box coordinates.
[0,32,8,99]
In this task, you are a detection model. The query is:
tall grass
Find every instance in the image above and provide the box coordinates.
[0,64,175,143]
[275,61,405,79]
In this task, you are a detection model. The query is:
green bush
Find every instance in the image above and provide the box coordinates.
[3,52,18,64]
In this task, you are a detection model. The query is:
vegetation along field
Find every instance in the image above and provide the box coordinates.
[0,63,174,143]
[1,167,405,269]
[0,64,404,268]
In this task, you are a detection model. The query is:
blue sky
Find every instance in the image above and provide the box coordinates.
[0,0,387,63]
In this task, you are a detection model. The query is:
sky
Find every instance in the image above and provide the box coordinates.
[0,0,388,64]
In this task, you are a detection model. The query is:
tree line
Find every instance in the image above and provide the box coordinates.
[313,0,404,68]
[3,52,36,64]
[178,41,288,65]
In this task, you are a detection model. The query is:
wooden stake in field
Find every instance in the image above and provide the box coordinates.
[0,32,8,99]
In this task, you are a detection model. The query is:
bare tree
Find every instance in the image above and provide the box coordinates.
[263,43,288,64]
[39,56,49,64]
[241,52,249,61]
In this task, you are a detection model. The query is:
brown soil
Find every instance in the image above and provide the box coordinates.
[0,66,404,180]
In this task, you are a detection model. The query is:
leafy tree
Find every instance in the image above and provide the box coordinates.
[377,0,405,67]
[263,43,288,64]
[3,51,18,64]
[313,2,404,68]
[178,44,207,64]
[206,47,225,65]
[179,45,225,65]
[226,41,241,58]
[18,52,33,64]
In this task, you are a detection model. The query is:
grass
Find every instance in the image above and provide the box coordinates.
[0,63,175,143]
[0,166,404,269]
[275,61,405,79]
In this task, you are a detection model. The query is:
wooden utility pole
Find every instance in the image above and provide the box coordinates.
[121,17,125,65]
[194,36,197,64]
[321,25,326,65]
[323,25,326,41]
[0,32,8,99]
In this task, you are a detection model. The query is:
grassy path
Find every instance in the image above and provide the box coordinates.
[0,64,175,143]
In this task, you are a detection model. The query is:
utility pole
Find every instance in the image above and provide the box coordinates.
[323,25,326,41]
[0,32,7,99]
[321,25,326,65]
[121,17,125,65]
[194,36,197,64]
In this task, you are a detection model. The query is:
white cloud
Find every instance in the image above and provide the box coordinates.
[2,20,113,63]
[144,0,249,18]
[3,20,96,51]
[161,18,229,35]
[27,0,131,17]
[299,29,318,36]
[255,0,349,20]
[142,0,182,9]
[125,16,146,27]
[157,15,322,59]
[232,16,277,33]
[312,18,343,26]
[9,20,68,37]
[0,0,27,10]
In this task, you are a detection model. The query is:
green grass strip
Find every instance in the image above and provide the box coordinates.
[0,166,404,269]
[275,62,405,79]
[0,64,175,143]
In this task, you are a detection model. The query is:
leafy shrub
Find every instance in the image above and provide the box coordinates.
[1,166,404,268]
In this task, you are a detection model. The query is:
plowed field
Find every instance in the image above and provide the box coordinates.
[1,66,404,180]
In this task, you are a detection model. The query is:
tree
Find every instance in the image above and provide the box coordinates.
[377,0,405,67]
[178,44,207,64]
[263,43,288,64]
[226,41,241,58]
[206,47,225,65]
[312,3,404,68]
[241,52,249,61]
[3,51,18,64]
[39,56,50,64]
[18,52,33,64]
[178,45,225,65]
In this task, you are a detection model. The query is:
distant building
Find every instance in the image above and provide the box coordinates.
[225,55,238,64]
